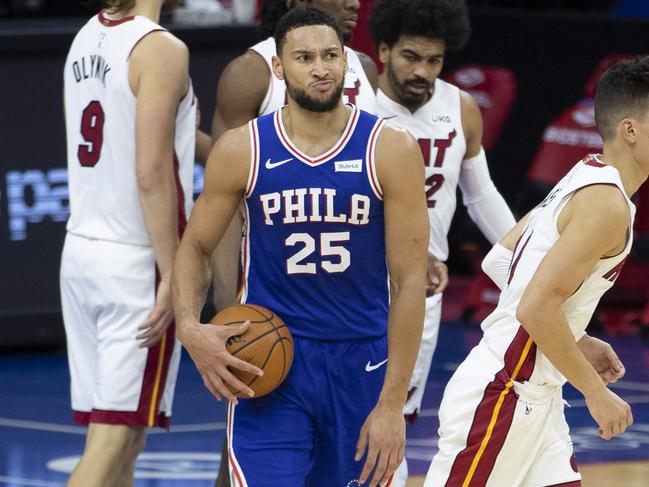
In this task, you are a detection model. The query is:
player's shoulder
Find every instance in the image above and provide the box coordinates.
[458,88,481,118]
[571,183,629,218]
[224,48,271,79]
[217,43,271,97]
[216,124,253,152]
[379,120,416,142]
[132,30,188,63]
[348,49,378,89]
[375,122,422,165]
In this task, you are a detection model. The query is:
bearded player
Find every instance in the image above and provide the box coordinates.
[368,1,516,484]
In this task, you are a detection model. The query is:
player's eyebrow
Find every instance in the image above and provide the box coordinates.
[401,48,444,60]
[291,48,315,55]
[291,46,341,55]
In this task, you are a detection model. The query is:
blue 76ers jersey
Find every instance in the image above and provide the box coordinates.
[241,105,388,340]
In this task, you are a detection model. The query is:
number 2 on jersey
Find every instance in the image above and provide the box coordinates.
[418,129,456,208]
[77,100,105,167]
[286,232,350,274]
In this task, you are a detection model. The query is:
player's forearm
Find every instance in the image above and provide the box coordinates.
[466,190,516,244]
[378,280,425,410]
[459,149,515,243]
[517,299,604,397]
[172,237,211,340]
[137,165,179,278]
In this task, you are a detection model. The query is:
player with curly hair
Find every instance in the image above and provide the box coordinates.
[368,1,516,484]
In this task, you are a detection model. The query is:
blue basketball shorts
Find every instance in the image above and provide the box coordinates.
[226,335,389,487]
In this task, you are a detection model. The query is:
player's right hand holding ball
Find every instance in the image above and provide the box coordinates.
[584,385,633,440]
[178,319,263,404]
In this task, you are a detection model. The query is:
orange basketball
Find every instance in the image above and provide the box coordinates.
[209,304,293,398]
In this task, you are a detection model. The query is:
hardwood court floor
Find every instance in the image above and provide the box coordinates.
[406,461,649,486]
[1,321,647,486]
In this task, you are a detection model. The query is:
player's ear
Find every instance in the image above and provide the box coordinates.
[378,42,390,65]
[272,55,285,80]
[343,50,348,75]
[619,118,637,144]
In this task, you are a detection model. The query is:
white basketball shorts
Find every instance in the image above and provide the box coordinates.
[60,232,181,428]
[425,341,581,487]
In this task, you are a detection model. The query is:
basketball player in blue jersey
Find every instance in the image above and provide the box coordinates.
[173,8,429,487]
[208,0,378,322]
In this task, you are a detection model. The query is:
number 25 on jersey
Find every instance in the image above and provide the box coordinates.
[286,232,350,275]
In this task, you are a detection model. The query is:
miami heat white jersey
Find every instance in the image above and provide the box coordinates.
[376,79,466,260]
[64,12,195,246]
[250,36,376,115]
[483,155,635,386]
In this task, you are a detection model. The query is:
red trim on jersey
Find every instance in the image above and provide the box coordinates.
[227,403,246,487]
[445,370,518,487]
[238,205,251,304]
[507,231,533,285]
[73,411,90,424]
[245,121,260,198]
[73,409,170,429]
[367,119,385,199]
[98,10,135,27]
[275,105,359,165]
[584,156,606,168]
[137,269,176,428]
[545,482,582,487]
[504,326,537,382]
[446,329,537,486]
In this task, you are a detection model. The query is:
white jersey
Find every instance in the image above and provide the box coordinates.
[376,80,466,260]
[64,12,195,246]
[250,36,376,115]
[482,155,635,386]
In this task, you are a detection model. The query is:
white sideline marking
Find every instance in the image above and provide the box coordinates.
[151,422,226,434]
[0,418,226,435]
[0,382,646,434]
[0,476,64,486]
[0,418,86,434]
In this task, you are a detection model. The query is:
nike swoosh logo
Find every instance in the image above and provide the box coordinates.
[365,358,388,372]
[383,115,398,120]
[265,157,293,169]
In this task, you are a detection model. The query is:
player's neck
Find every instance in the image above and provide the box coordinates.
[281,101,351,154]
[601,145,648,197]
[106,0,163,23]
[378,74,430,114]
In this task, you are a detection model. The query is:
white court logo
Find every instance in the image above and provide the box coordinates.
[47,452,221,479]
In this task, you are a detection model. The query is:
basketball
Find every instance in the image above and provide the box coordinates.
[209,304,294,398]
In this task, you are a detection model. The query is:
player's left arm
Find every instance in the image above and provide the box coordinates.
[517,185,632,439]
[357,50,379,91]
[355,125,428,487]
[458,90,516,243]
[129,31,190,347]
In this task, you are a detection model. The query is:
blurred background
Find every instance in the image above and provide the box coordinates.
[1,1,649,485]
[2,0,648,349]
